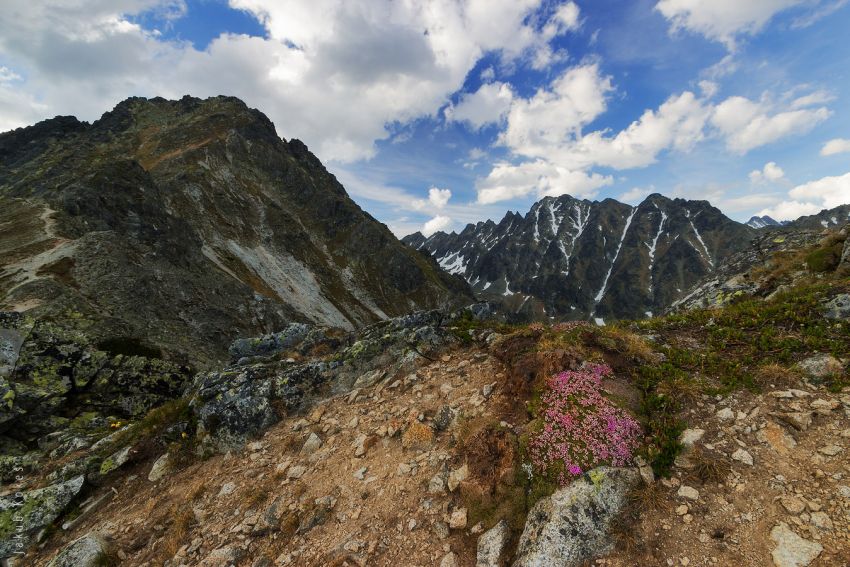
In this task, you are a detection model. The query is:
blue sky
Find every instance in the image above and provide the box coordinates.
[1,1,849,236]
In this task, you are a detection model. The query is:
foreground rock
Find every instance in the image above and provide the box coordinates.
[770,523,822,567]
[477,519,509,567]
[0,475,85,558]
[46,533,111,567]
[512,467,640,567]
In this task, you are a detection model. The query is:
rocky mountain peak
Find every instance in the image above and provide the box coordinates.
[0,96,472,366]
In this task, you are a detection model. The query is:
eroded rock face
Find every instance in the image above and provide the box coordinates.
[512,467,640,567]
[0,475,85,558]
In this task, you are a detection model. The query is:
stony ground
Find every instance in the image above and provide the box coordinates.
[21,342,850,567]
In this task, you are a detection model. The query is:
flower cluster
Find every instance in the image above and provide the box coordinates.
[529,363,642,485]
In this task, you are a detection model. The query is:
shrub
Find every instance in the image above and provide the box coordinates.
[529,364,642,485]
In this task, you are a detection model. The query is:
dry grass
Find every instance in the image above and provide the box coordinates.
[655,375,702,406]
[753,363,802,388]
[687,447,732,484]
[159,504,195,560]
[401,421,434,450]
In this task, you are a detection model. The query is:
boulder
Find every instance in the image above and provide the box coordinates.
[0,475,85,557]
[512,467,640,567]
[46,533,111,567]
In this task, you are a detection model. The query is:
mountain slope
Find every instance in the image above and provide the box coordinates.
[0,96,471,365]
[404,194,753,322]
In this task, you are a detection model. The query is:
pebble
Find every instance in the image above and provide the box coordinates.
[677,486,699,501]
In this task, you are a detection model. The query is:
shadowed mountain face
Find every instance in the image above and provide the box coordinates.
[403,194,754,322]
[0,96,471,366]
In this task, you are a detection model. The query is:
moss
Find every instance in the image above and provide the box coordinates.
[805,243,843,272]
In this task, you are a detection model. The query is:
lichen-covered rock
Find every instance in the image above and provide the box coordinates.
[46,532,110,567]
[0,475,85,558]
[228,323,339,364]
[823,293,850,320]
[512,467,640,567]
[0,315,191,448]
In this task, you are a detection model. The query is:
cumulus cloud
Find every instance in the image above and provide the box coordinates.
[711,95,830,153]
[757,170,850,220]
[619,186,654,205]
[756,200,822,220]
[0,0,579,162]
[821,138,850,156]
[749,161,785,184]
[412,187,452,210]
[476,160,612,204]
[421,215,452,236]
[655,0,806,48]
[446,82,514,129]
[788,171,850,208]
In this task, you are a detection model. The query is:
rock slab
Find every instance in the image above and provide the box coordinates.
[512,467,639,567]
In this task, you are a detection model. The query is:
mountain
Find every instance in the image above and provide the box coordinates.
[0,96,472,366]
[746,215,786,229]
[403,194,754,322]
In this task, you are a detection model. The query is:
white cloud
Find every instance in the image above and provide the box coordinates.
[422,215,452,236]
[756,200,822,220]
[0,0,579,162]
[476,160,612,204]
[552,90,712,169]
[619,186,653,205]
[413,187,452,210]
[447,82,514,129]
[821,138,850,156]
[788,171,850,208]
[749,161,785,184]
[499,63,613,160]
[655,0,806,48]
[757,170,850,220]
[711,95,830,153]
[698,80,719,99]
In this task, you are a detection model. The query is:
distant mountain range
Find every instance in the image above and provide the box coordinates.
[746,215,787,229]
[404,194,755,322]
[0,96,471,365]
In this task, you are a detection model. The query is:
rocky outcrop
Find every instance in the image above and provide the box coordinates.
[0,96,472,367]
[191,309,469,452]
[404,193,753,322]
[512,467,640,567]
[0,312,190,451]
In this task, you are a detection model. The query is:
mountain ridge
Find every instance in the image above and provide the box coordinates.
[404,192,754,322]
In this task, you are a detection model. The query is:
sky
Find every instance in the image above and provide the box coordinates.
[1,1,849,237]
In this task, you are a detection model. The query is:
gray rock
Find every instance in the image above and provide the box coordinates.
[228,323,312,361]
[823,294,850,320]
[796,354,843,379]
[46,533,110,567]
[148,453,171,482]
[0,328,24,379]
[731,449,753,466]
[512,467,640,567]
[0,475,85,557]
[477,519,509,567]
[300,432,323,455]
[770,523,822,567]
